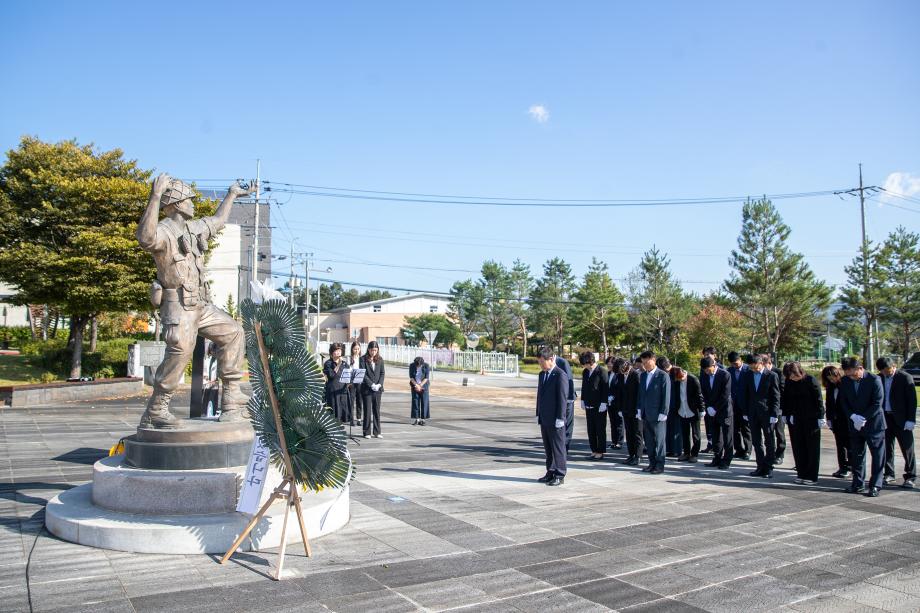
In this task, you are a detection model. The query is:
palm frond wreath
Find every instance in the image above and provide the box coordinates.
[241,298,354,491]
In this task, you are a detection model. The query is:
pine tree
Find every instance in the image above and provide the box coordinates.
[508,259,534,357]
[626,247,692,356]
[478,260,514,350]
[879,226,920,360]
[835,241,885,364]
[569,258,627,355]
[723,198,832,356]
[530,258,575,353]
[448,279,485,338]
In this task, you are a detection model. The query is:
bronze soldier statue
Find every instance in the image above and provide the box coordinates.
[137,173,254,428]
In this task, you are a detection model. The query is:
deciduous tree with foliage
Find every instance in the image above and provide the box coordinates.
[878,226,920,360]
[508,259,534,357]
[0,137,171,378]
[723,198,832,356]
[626,247,692,356]
[478,260,514,350]
[400,314,463,348]
[448,279,485,338]
[530,258,575,353]
[683,298,750,359]
[569,258,627,355]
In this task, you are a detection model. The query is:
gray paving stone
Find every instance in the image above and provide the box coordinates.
[833,582,920,612]
[517,559,605,587]
[788,593,888,612]
[322,588,418,613]
[505,587,611,612]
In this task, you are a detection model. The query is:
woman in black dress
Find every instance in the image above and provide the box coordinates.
[347,341,363,425]
[409,356,430,425]
[821,364,851,479]
[323,343,350,424]
[360,341,386,438]
[782,361,826,484]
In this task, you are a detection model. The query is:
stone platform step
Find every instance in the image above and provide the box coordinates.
[45,483,350,554]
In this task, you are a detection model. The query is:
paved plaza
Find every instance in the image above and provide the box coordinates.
[2,386,920,612]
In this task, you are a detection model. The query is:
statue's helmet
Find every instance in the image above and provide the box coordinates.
[160,179,195,209]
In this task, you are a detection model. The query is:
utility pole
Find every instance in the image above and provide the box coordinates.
[250,159,261,297]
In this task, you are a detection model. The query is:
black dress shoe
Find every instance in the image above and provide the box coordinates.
[865,487,880,497]
[739,455,751,461]
[844,485,867,494]
[611,443,622,450]
[642,466,653,472]
[547,476,564,486]
[774,456,784,465]
[903,480,915,489]
[627,457,640,466]
[705,461,720,467]
[687,456,698,463]
[701,446,713,454]
[884,476,896,485]
[831,470,850,479]
[650,467,664,474]
[537,473,553,483]
[749,470,764,477]
[718,463,731,470]
[762,471,773,479]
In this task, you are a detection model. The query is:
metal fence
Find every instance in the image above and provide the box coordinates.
[363,344,520,376]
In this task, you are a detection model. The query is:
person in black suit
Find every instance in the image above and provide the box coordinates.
[638,350,671,474]
[580,351,609,460]
[782,361,825,484]
[359,341,386,438]
[700,347,723,453]
[617,358,643,465]
[743,354,781,478]
[536,346,569,486]
[701,357,733,469]
[821,365,851,479]
[409,356,430,425]
[553,354,577,453]
[764,354,787,464]
[605,356,626,450]
[323,343,351,423]
[657,357,682,458]
[839,357,886,496]
[726,352,752,460]
[673,368,705,462]
[877,357,917,489]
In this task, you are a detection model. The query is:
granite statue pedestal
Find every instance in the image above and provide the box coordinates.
[45,419,350,554]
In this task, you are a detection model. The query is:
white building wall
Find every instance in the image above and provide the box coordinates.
[0,283,30,327]
[350,295,452,314]
[207,223,242,312]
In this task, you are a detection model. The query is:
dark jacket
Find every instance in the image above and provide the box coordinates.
[581,365,609,409]
[619,369,640,417]
[359,355,385,393]
[727,365,748,410]
[323,359,348,393]
[881,369,918,427]
[409,362,430,393]
[672,373,705,416]
[742,369,781,419]
[555,356,577,401]
[824,382,845,427]
[701,368,733,424]
[838,372,885,434]
[637,368,671,422]
[782,375,825,428]
[537,366,569,426]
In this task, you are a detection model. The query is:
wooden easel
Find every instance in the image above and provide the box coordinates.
[220,321,312,580]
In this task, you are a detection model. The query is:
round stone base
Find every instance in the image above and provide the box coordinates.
[45,483,350,554]
[126,419,254,470]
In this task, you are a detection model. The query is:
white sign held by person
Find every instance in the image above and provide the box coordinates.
[237,436,271,514]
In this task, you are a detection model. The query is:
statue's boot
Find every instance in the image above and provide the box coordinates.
[219,382,250,422]
[139,393,179,429]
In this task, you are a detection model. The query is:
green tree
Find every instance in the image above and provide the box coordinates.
[878,226,920,360]
[626,247,693,356]
[835,241,885,365]
[0,137,158,377]
[478,260,514,350]
[530,257,575,353]
[569,258,627,355]
[448,279,485,338]
[400,314,463,347]
[723,198,832,356]
[508,259,534,357]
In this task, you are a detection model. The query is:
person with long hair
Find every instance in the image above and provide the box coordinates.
[323,343,350,424]
[360,341,385,438]
[580,351,609,460]
[347,340,363,426]
[782,361,825,485]
[409,356,430,425]
[821,365,851,479]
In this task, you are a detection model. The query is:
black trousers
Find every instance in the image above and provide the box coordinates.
[884,414,916,480]
[733,416,752,456]
[711,416,734,466]
[850,426,886,490]
[623,413,644,458]
[666,411,683,456]
[831,420,852,473]
[354,387,364,420]
[541,424,567,477]
[608,409,625,445]
[791,424,820,481]
[585,407,607,454]
[362,391,381,436]
[751,413,777,473]
[774,419,787,458]
[680,415,701,457]
[643,419,667,469]
[704,414,715,446]
[565,401,574,452]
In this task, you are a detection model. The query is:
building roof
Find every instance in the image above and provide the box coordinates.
[328,292,449,313]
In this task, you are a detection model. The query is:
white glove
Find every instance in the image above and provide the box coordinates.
[554,419,565,429]
[742,415,749,422]
[789,416,795,425]
[817,419,827,428]
[608,395,614,405]
[580,401,587,410]
[706,407,716,417]
[906,421,915,431]
[782,416,789,425]
[769,417,778,425]
[637,410,643,420]
[599,403,608,413]
[657,413,668,422]
[850,414,867,430]
[617,411,623,418]
[373,383,381,391]
[827,419,832,430]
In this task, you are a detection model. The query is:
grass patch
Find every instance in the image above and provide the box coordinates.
[0,354,57,386]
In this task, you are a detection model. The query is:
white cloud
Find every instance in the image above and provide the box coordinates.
[881,171,920,200]
[527,104,550,124]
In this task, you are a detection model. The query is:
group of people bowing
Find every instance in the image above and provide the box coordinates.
[535,345,916,498]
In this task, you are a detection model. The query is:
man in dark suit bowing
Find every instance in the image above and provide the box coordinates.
[743,354,781,478]
[839,357,886,496]
[701,357,734,469]
[553,354,577,454]
[536,346,569,486]
[877,357,917,489]
[637,350,671,474]
[726,351,751,460]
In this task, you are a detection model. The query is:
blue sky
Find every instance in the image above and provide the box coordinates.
[2,1,919,296]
